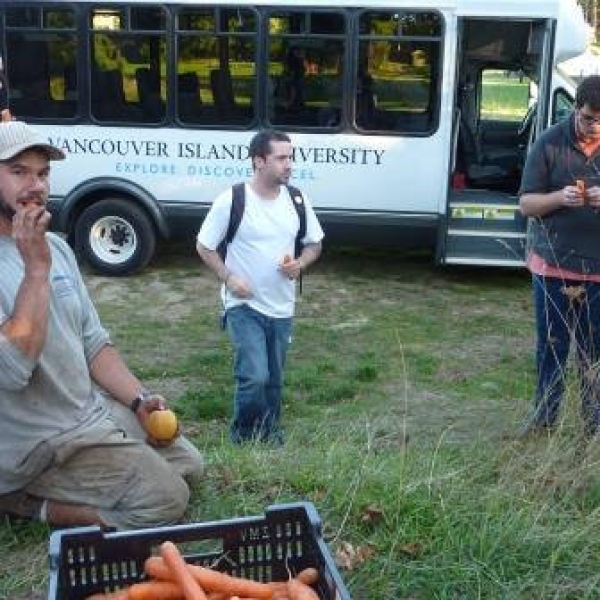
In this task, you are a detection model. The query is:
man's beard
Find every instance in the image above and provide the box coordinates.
[0,195,15,221]
[277,171,291,185]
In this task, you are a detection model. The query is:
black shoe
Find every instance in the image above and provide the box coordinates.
[0,492,43,520]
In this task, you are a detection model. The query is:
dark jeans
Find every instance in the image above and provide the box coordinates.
[532,274,600,433]
[226,304,292,443]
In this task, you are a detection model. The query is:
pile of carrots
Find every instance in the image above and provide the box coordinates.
[85,540,320,600]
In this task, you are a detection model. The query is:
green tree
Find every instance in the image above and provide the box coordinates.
[579,0,598,40]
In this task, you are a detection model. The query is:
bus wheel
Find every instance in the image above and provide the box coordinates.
[74,198,156,275]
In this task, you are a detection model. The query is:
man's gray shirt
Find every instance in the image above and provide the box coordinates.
[0,233,112,493]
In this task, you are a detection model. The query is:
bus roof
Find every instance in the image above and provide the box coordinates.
[52,0,579,16]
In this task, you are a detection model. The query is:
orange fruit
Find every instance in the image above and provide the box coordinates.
[146,409,178,441]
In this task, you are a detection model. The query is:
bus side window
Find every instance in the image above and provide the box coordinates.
[176,6,257,128]
[553,89,573,124]
[5,5,78,120]
[355,11,442,135]
[267,10,345,130]
[7,34,77,119]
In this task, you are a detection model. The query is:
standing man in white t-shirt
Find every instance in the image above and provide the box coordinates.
[197,130,324,444]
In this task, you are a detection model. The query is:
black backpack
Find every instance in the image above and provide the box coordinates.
[217,182,307,262]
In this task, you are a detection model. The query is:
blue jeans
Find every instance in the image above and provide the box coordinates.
[226,304,292,443]
[532,275,600,433]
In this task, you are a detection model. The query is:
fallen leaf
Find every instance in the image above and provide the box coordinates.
[399,542,423,557]
[360,504,384,524]
[335,541,375,570]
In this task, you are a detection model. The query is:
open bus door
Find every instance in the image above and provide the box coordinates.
[439,17,555,267]
[0,55,7,112]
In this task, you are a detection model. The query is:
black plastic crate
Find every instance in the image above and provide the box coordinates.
[47,501,351,600]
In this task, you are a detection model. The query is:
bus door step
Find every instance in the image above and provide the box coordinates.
[442,199,527,266]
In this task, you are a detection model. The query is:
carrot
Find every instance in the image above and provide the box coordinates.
[576,179,586,199]
[144,556,173,580]
[286,579,319,600]
[266,581,290,600]
[186,565,271,600]
[128,580,184,600]
[159,541,208,600]
[296,569,318,586]
[145,556,272,600]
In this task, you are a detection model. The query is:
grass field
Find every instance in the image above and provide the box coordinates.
[3,246,600,599]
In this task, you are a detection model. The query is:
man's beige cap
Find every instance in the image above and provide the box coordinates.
[0,115,64,161]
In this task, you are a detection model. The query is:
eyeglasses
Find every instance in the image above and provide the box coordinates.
[578,110,600,125]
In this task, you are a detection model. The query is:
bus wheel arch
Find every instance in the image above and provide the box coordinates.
[74,197,157,276]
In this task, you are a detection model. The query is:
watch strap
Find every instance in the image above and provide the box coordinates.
[130,390,149,413]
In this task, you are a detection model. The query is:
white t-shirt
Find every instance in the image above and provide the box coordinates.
[197,184,324,318]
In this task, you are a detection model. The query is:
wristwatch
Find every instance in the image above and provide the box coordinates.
[130,389,150,414]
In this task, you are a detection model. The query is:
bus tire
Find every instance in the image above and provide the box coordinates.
[74,198,157,276]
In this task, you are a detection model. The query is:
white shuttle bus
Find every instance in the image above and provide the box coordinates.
[0,0,588,274]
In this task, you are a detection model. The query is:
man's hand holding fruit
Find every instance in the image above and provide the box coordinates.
[134,393,179,446]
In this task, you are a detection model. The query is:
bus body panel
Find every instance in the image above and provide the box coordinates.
[42,127,453,215]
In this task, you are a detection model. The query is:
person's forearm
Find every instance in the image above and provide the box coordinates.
[298,242,322,270]
[197,243,230,282]
[89,344,143,407]
[1,272,50,359]
[520,191,564,217]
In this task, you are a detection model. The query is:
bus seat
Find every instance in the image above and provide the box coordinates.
[135,68,160,97]
[92,69,125,119]
[356,73,377,129]
[178,72,203,121]
[318,107,340,127]
[135,67,164,121]
[92,69,141,121]
[210,68,236,115]
[458,112,512,187]
[179,72,200,96]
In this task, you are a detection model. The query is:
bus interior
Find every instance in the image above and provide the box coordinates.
[454,19,548,196]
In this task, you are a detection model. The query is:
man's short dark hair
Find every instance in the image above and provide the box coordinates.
[576,75,600,110]
[248,130,291,168]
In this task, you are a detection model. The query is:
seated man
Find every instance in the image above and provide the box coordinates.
[0,112,203,530]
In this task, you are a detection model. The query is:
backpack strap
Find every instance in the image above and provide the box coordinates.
[217,182,245,261]
[285,184,307,294]
[285,184,306,259]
